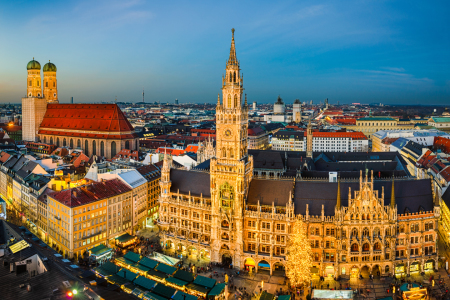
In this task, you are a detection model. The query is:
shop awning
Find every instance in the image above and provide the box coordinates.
[376,297,393,300]
[132,288,145,298]
[94,261,121,277]
[165,277,188,287]
[411,262,419,266]
[186,283,209,295]
[208,283,226,296]
[116,269,138,282]
[396,264,405,268]
[278,296,291,300]
[426,259,434,263]
[400,283,419,292]
[116,233,135,243]
[108,274,130,285]
[147,268,168,280]
[258,262,270,268]
[245,260,255,266]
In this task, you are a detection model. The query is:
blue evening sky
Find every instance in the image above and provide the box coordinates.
[0,0,449,104]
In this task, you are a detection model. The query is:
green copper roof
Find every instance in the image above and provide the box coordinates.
[43,61,57,72]
[27,59,41,70]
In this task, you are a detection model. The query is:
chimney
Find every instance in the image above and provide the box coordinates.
[71,97,73,104]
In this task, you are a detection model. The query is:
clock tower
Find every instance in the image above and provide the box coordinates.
[209,29,253,268]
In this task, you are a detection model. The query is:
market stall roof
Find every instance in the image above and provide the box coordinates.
[143,292,168,300]
[173,291,198,300]
[133,276,157,291]
[208,283,226,296]
[193,275,216,289]
[173,270,194,283]
[147,268,168,279]
[400,283,420,292]
[123,251,141,263]
[95,261,121,276]
[108,274,130,286]
[165,277,188,287]
[152,283,176,299]
[186,283,210,295]
[139,257,159,269]
[132,263,151,273]
[117,268,138,281]
[278,296,291,300]
[90,244,112,256]
[259,291,275,300]
[116,233,136,243]
[79,270,96,280]
[132,288,146,298]
[376,297,393,300]
[155,263,177,275]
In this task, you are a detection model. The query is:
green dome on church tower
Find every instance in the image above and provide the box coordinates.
[43,61,57,72]
[27,58,41,70]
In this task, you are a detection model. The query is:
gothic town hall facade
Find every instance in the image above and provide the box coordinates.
[158,30,439,279]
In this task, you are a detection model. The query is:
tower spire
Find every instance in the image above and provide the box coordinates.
[244,93,248,107]
[217,93,220,106]
[228,28,238,66]
[336,175,341,209]
[390,176,395,208]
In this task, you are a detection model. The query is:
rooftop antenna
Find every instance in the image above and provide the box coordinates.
[115,96,117,104]
[143,88,145,103]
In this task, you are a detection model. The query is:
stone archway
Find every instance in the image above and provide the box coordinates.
[258,260,271,274]
[361,265,370,278]
[244,258,256,272]
[273,262,285,276]
[222,252,232,268]
[372,265,381,278]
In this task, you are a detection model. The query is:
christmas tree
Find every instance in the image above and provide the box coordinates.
[286,218,313,288]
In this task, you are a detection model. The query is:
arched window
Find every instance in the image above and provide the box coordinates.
[374,227,380,237]
[29,81,32,86]
[385,241,390,248]
[374,242,381,250]
[221,220,229,228]
[352,228,358,238]
[92,140,96,155]
[53,82,55,87]
[363,228,369,237]
[63,138,66,147]
[37,81,39,87]
[43,137,46,144]
[351,244,358,252]
[50,137,53,145]
[342,243,347,250]
[385,265,390,273]
[229,72,232,82]
[77,139,81,148]
[362,243,370,251]
[111,141,117,157]
[101,141,105,157]
[230,148,234,158]
[125,140,130,150]
[234,95,238,107]
[227,95,231,108]
[362,214,366,220]
[222,148,226,157]
[70,139,73,148]
[85,140,89,156]
[233,71,236,82]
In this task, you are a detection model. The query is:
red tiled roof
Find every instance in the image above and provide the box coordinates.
[0,151,11,163]
[50,179,132,208]
[304,131,367,140]
[335,119,357,125]
[434,136,450,154]
[440,166,450,183]
[112,149,142,160]
[156,148,185,156]
[185,145,199,153]
[38,104,138,139]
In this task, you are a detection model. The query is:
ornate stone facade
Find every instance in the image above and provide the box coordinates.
[158,30,439,277]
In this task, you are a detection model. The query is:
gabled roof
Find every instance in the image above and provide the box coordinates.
[170,169,211,197]
[248,179,294,207]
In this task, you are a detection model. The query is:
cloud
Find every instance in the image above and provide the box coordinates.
[381,67,406,72]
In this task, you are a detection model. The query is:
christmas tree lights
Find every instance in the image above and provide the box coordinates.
[286,218,313,288]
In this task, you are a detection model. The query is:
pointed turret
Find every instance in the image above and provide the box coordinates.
[336,176,341,209]
[217,93,221,106]
[390,177,395,208]
[228,28,238,66]
[244,93,248,107]
[306,119,313,158]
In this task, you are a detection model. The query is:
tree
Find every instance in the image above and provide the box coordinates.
[286,218,313,288]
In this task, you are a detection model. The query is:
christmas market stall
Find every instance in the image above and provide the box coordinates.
[186,275,216,298]
[173,291,199,300]
[278,295,291,300]
[115,251,141,269]
[131,257,160,276]
[94,261,121,279]
[208,283,227,300]
[152,283,177,299]
[115,233,137,248]
[89,244,113,263]
[132,276,157,294]
[259,291,275,300]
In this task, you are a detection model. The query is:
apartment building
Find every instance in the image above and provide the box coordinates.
[340,116,414,139]
[47,179,132,259]
[137,162,163,223]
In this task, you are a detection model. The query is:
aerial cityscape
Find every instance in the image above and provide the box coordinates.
[0,1,449,300]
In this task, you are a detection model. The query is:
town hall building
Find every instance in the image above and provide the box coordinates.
[158,29,440,279]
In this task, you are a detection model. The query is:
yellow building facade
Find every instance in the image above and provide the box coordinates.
[341,117,414,140]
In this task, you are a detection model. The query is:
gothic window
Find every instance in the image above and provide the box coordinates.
[229,72,232,82]
[233,71,236,82]
[56,137,60,147]
[351,244,358,252]
[342,243,346,250]
[85,140,89,156]
[363,228,369,237]
[222,148,226,158]
[315,228,319,235]
[43,137,46,144]
[111,141,117,157]
[385,241,390,248]
[362,243,370,251]
[70,139,73,148]
[45,82,48,87]
[374,227,380,237]
[230,148,234,158]
[352,228,358,238]
[362,214,365,220]
[221,220,229,228]
[227,95,231,108]
[77,139,81,148]
[29,81,32,86]
[101,141,105,156]
[125,140,130,150]
[53,82,55,87]
[385,265,390,273]
[37,81,39,87]
[63,138,66,147]
[374,242,381,250]
[234,95,237,107]
[385,228,391,236]
[50,137,53,145]
[92,140,96,155]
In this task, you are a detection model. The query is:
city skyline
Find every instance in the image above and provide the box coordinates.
[1,0,449,105]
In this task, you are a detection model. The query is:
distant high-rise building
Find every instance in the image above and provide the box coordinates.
[175,99,179,105]
[252,101,257,110]
[273,96,285,114]
[293,99,302,123]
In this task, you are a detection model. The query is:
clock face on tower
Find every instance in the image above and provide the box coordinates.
[224,129,232,137]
